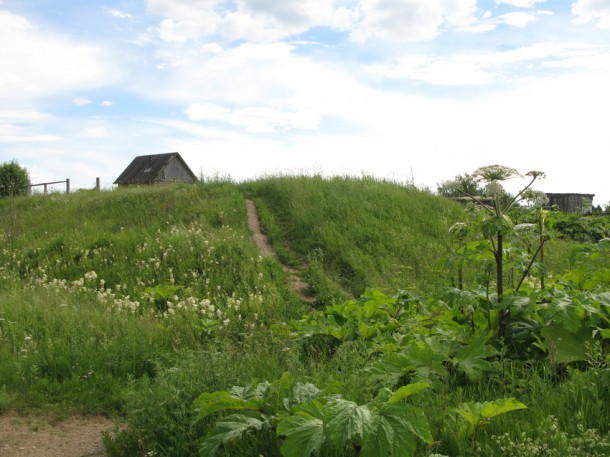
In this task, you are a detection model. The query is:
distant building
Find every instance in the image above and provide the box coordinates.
[545,193,595,214]
[114,153,197,187]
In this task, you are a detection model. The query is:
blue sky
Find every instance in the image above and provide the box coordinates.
[1,0,609,205]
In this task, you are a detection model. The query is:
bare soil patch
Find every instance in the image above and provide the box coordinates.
[0,414,115,457]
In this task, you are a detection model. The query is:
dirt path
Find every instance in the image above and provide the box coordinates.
[0,414,114,457]
[246,199,314,302]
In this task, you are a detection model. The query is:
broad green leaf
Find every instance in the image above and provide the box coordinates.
[360,410,398,457]
[451,397,527,438]
[277,414,324,457]
[399,405,433,444]
[541,290,583,333]
[541,325,589,363]
[451,403,480,427]
[292,382,322,405]
[365,352,415,386]
[374,387,393,404]
[479,398,527,419]
[361,404,416,457]
[453,336,497,381]
[324,399,372,449]
[502,293,532,317]
[295,399,326,420]
[401,343,448,387]
[387,382,431,404]
[230,381,271,400]
[358,322,380,339]
[199,413,267,457]
[594,291,610,308]
[192,391,264,421]
[598,327,610,340]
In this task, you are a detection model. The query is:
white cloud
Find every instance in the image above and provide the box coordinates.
[145,0,354,42]
[100,101,114,107]
[0,123,62,143]
[350,0,478,43]
[366,55,496,85]
[500,11,537,27]
[572,0,610,29]
[495,0,548,7]
[73,98,92,106]
[186,102,319,132]
[107,8,132,19]
[366,42,603,86]
[144,0,481,44]
[229,106,318,132]
[460,9,540,32]
[0,110,52,121]
[0,11,121,100]
[85,127,110,137]
[186,103,231,121]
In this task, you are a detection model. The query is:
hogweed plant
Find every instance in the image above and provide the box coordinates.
[449,165,545,336]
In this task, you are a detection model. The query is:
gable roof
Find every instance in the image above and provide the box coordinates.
[114,153,197,185]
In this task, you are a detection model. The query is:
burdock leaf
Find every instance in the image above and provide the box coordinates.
[387,382,431,404]
[199,413,268,457]
[192,391,264,421]
[277,413,324,457]
[361,404,416,457]
[324,398,372,449]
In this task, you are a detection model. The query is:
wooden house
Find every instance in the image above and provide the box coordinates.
[545,193,595,214]
[114,153,197,187]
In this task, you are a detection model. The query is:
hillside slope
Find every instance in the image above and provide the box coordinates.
[244,175,464,301]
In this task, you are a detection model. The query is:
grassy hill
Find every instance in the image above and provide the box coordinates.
[1,178,608,456]
[245,175,465,300]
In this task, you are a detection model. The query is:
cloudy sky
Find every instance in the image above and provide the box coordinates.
[1,0,609,204]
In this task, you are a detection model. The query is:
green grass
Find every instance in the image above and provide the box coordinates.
[0,177,608,457]
[0,182,303,413]
[243,175,465,299]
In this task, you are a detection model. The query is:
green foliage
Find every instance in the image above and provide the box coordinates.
[437,173,485,198]
[1,174,609,457]
[493,415,610,457]
[452,397,527,439]
[0,160,30,197]
[548,211,610,242]
[192,376,432,457]
[0,182,303,414]
[243,175,464,297]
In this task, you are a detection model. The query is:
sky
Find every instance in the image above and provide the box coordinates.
[1,0,609,205]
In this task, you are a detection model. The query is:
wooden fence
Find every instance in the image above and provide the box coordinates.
[28,178,101,194]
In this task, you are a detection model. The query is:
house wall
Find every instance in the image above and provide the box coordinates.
[546,193,594,214]
[160,157,197,182]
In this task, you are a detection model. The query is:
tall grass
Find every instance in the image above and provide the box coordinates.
[243,175,465,300]
[0,182,303,415]
[1,177,606,457]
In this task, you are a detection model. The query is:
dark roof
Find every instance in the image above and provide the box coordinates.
[545,193,595,198]
[114,153,197,185]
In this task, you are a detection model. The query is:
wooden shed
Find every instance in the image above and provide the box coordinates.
[114,153,197,187]
[545,193,595,214]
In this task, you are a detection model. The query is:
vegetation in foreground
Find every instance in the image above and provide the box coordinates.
[0,174,608,456]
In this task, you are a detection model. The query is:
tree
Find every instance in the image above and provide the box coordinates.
[437,173,484,198]
[0,160,31,197]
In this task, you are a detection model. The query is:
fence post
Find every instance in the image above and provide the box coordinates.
[96,177,100,191]
[66,179,70,193]
[44,183,48,194]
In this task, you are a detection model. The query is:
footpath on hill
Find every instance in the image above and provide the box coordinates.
[245,199,314,302]
[0,199,313,457]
